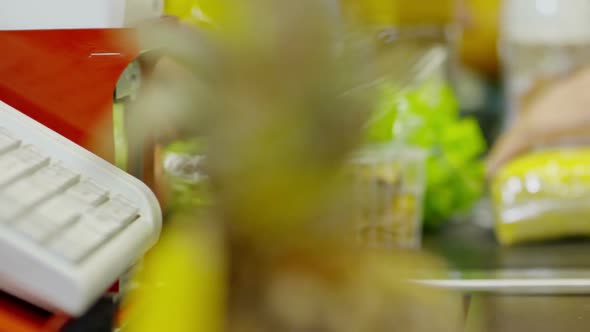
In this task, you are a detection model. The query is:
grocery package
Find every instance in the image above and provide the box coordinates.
[365,43,487,231]
[350,145,426,248]
[158,139,210,214]
[492,148,590,245]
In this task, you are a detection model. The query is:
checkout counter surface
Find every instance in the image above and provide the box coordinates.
[423,221,590,294]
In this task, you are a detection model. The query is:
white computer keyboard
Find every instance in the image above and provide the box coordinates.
[0,100,162,316]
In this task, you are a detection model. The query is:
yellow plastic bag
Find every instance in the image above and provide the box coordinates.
[492,148,590,245]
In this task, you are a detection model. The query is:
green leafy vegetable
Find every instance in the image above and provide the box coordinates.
[365,78,486,231]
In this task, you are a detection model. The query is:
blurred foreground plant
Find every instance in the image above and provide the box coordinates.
[126,1,462,331]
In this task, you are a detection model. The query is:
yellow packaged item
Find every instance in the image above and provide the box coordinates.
[492,148,590,245]
[124,223,225,332]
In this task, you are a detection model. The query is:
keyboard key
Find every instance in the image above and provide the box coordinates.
[44,215,79,231]
[0,195,24,222]
[12,214,60,243]
[48,223,107,263]
[0,146,49,187]
[67,180,108,206]
[0,128,20,154]
[4,179,61,207]
[90,196,138,225]
[78,215,126,237]
[12,145,48,164]
[32,163,80,190]
[47,240,80,263]
[37,196,88,227]
[7,165,80,208]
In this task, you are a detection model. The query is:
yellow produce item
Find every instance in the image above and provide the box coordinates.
[459,0,500,76]
[492,148,590,245]
[125,223,225,332]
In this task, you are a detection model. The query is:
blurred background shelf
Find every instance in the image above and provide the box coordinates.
[424,220,590,293]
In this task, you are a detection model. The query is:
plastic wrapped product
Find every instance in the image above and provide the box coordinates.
[158,139,210,215]
[492,148,590,245]
[350,145,427,248]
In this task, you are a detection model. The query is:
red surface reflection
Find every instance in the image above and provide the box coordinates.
[0,29,139,163]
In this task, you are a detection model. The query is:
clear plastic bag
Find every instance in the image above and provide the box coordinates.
[492,148,590,245]
[350,145,427,249]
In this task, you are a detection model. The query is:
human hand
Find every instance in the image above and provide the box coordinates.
[487,67,590,176]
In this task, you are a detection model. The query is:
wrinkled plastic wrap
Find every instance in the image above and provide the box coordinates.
[492,148,590,245]
[161,139,210,214]
[350,145,427,248]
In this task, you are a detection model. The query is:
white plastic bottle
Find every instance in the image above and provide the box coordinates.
[500,0,590,129]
